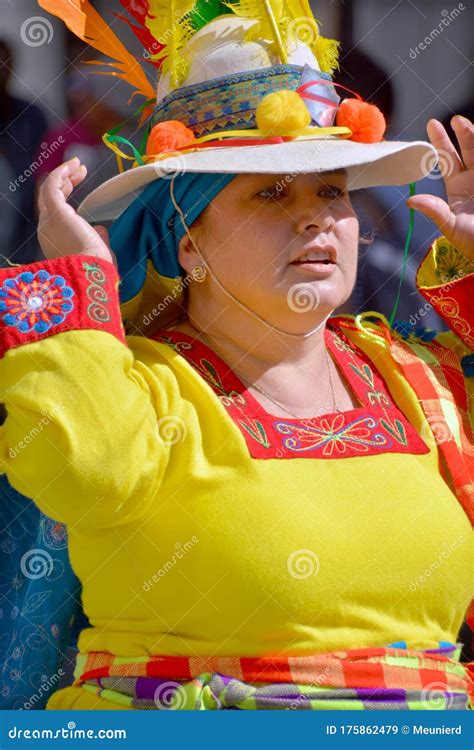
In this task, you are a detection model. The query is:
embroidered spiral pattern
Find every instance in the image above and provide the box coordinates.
[83,263,111,323]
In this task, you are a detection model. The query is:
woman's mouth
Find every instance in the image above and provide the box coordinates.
[289,249,337,276]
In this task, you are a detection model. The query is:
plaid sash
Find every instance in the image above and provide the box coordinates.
[74,644,473,710]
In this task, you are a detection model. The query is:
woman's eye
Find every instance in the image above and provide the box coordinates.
[319,185,344,198]
[257,186,285,199]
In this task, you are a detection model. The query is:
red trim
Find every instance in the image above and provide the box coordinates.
[418,273,474,351]
[0,255,125,357]
[150,321,429,461]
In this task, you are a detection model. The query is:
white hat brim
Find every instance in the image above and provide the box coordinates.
[78,137,437,223]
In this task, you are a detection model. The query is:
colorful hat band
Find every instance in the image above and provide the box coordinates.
[152,65,333,139]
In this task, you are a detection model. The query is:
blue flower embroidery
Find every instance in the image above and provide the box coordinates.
[0,270,74,333]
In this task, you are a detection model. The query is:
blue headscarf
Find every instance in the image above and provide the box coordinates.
[109,172,236,307]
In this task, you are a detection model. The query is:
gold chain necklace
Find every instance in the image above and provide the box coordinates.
[238,346,341,418]
[193,324,341,418]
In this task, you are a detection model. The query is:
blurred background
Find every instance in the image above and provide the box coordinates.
[0,0,472,320]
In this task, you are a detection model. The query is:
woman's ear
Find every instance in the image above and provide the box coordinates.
[177,230,201,275]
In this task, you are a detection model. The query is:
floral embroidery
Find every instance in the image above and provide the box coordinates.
[83,262,111,323]
[275,415,388,456]
[239,418,271,448]
[434,240,474,282]
[0,270,74,333]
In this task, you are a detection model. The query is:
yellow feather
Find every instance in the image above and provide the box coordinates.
[284,0,340,73]
[224,0,288,62]
[146,0,196,87]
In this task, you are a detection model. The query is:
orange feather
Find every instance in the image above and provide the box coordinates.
[37,0,155,100]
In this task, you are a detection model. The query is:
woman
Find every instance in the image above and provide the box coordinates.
[0,1,472,710]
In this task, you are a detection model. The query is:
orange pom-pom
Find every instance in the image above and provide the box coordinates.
[146,121,196,155]
[336,99,386,143]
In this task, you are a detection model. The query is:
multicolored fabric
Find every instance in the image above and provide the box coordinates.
[152,66,332,138]
[151,324,430,460]
[0,255,125,357]
[74,644,473,710]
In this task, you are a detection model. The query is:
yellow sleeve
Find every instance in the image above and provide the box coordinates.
[0,255,182,530]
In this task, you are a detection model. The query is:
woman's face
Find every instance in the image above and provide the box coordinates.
[179,170,359,328]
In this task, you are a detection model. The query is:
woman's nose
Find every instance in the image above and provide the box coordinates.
[294,203,336,235]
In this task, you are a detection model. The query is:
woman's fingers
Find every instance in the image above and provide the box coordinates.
[450,115,474,170]
[39,158,87,215]
[426,118,464,176]
[407,194,455,236]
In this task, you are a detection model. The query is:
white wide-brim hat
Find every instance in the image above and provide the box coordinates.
[78,137,436,223]
[74,14,437,223]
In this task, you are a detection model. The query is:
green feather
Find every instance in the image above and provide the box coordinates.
[189,0,236,31]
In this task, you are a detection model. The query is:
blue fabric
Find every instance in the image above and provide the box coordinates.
[109,172,236,304]
[0,475,85,709]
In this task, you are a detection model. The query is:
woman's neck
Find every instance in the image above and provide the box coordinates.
[168,311,359,416]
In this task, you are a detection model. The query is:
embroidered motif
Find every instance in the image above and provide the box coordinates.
[239,418,271,448]
[151,326,429,461]
[83,263,111,324]
[434,240,474,282]
[0,270,74,333]
[275,414,389,456]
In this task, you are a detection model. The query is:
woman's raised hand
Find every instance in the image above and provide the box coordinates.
[38,157,115,264]
[407,115,474,261]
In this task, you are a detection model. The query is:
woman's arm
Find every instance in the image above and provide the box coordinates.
[0,254,178,530]
[0,160,181,530]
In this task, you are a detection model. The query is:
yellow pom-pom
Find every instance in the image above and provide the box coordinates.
[256,91,311,135]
